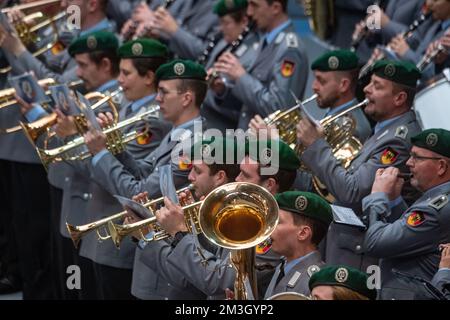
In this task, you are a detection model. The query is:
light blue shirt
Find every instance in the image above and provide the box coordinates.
[91,93,157,166]
[374,114,403,135]
[24,104,48,122]
[80,18,112,37]
[96,79,118,94]
[441,19,450,32]
[325,99,357,118]
[263,20,291,45]
[284,251,316,275]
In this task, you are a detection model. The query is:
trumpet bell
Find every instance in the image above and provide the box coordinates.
[199,182,279,250]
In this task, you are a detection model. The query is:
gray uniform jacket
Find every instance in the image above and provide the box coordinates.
[231,22,308,129]
[4,19,116,83]
[432,268,450,300]
[362,181,450,300]
[137,238,208,300]
[166,0,219,60]
[201,32,259,132]
[301,111,421,270]
[77,100,171,270]
[264,251,323,299]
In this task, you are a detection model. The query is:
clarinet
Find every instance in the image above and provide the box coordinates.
[359,12,431,78]
[417,43,446,71]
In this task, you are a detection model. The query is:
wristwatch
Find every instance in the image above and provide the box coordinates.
[171,231,188,248]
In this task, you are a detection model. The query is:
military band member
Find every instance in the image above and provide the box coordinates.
[309,265,377,300]
[362,129,450,300]
[264,191,332,299]
[0,0,115,84]
[129,137,241,299]
[151,139,300,299]
[296,60,422,271]
[84,59,207,200]
[202,0,259,132]
[432,244,450,299]
[211,0,308,129]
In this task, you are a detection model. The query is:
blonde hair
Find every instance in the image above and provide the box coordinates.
[332,286,370,300]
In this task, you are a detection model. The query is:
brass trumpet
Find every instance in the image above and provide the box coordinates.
[66,184,193,248]
[0,11,67,74]
[28,103,157,169]
[0,78,58,110]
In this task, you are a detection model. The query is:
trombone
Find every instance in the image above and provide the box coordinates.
[66,184,193,248]
[107,182,279,300]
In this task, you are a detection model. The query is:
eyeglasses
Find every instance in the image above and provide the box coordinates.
[156,88,184,98]
[409,152,445,162]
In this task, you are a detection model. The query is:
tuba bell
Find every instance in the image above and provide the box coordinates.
[199,182,279,300]
[266,292,312,300]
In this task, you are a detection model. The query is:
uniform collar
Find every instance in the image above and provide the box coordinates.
[130,94,157,113]
[441,19,450,32]
[96,79,118,94]
[80,18,112,36]
[174,116,202,131]
[263,20,291,45]
[283,250,317,275]
[325,99,358,117]
[374,114,403,135]
[421,181,450,200]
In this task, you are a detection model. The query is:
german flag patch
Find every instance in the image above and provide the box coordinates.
[380,147,399,165]
[407,211,425,227]
[256,238,272,255]
[136,129,152,145]
[281,60,295,77]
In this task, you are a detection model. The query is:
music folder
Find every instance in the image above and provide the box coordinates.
[331,205,366,229]
[114,195,154,220]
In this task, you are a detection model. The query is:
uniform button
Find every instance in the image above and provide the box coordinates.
[242,112,247,117]
[151,157,156,161]
[83,193,90,200]
[356,245,362,251]
[65,177,70,182]
[165,297,169,300]
[155,168,159,172]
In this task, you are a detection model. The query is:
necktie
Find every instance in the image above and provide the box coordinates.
[261,38,268,51]
[275,261,285,286]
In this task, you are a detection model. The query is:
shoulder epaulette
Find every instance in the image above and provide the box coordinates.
[429,194,449,211]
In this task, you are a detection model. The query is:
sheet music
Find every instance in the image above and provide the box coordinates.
[159,164,179,205]
[298,101,320,127]
[114,195,154,220]
[331,205,366,229]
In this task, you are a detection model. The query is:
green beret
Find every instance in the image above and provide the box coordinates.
[245,139,300,171]
[68,31,118,57]
[190,137,243,164]
[213,0,248,17]
[309,265,377,300]
[371,59,421,88]
[118,38,168,59]
[275,191,332,226]
[156,59,207,81]
[411,129,450,158]
[311,50,359,71]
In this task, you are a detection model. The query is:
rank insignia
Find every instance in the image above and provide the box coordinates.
[380,147,399,165]
[136,128,152,145]
[255,238,272,255]
[281,60,295,78]
[407,211,425,227]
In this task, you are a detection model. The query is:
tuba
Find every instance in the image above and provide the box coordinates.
[66,185,193,248]
[267,292,312,300]
[303,0,335,40]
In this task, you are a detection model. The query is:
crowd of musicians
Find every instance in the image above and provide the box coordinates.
[0,0,449,301]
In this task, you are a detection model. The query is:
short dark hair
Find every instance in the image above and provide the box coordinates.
[208,163,241,182]
[392,82,416,108]
[335,69,359,93]
[131,57,168,77]
[266,0,287,12]
[176,79,208,108]
[88,50,120,77]
[261,168,297,193]
[292,214,328,246]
